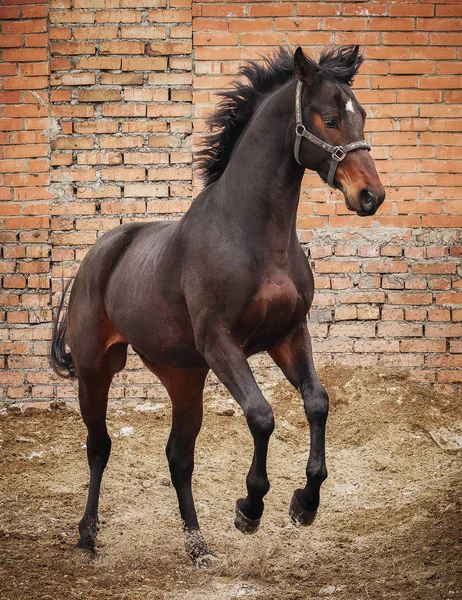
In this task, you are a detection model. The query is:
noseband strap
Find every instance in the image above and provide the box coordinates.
[294,80,371,188]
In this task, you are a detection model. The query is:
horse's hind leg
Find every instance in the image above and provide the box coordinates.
[147,365,211,564]
[75,342,128,554]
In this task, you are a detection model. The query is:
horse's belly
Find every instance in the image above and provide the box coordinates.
[238,279,307,353]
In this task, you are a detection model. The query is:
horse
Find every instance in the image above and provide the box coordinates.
[50,45,385,564]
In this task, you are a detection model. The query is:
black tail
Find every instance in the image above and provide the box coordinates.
[50,279,76,379]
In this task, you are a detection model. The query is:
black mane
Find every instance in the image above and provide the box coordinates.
[196,45,364,187]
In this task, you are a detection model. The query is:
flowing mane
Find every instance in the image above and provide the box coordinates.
[196,45,364,187]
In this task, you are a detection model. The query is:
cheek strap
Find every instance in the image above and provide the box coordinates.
[294,81,371,188]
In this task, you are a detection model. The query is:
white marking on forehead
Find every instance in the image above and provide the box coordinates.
[345,99,355,114]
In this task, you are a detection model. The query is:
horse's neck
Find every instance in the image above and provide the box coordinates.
[216,81,304,253]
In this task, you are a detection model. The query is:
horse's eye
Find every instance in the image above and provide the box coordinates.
[324,118,338,129]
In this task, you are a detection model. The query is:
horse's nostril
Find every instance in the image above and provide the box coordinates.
[359,188,377,211]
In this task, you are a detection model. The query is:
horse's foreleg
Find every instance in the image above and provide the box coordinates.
[150,367,211,564]
[269,324,329,525]
[202,337,275,534]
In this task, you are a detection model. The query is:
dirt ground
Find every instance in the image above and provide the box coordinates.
[1,366,461,600]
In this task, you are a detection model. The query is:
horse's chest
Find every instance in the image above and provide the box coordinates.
[238,278,306,351]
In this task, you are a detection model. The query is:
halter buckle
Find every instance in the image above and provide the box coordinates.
[332,146,347,162]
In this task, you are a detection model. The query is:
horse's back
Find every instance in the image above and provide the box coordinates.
[76,220,175,289]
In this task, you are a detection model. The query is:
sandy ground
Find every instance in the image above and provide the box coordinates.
[0,366,461,600]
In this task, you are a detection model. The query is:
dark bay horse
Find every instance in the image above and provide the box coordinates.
[51,45,385,564]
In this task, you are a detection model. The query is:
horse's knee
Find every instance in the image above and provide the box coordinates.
[302,383,329,422]
[246,404,275,438]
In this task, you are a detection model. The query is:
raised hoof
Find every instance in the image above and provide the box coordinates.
[184,530,214,567]
[289,491,317,527]
[234,501,261,535]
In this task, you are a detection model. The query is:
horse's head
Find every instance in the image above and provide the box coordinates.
[293,45,385,217]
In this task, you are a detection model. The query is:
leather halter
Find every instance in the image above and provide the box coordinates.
[294,80,371,188]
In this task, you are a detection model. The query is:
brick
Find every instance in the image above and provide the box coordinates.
[101,200,146,214]
[100,41,145,54]
[330,323,375,338]
[51,72,96,86]
[354,340,400,353]
[74,26,119,39]
[314,261,360,274]
[100,136,144,149]
[74,122,119,134]
[101,73,144,85]
[121,57,167,71]
[364,261,408,274]
[0,35,23,48]
[124,88,169,102]
[341,292,386,304]
[50,10,95,23]
[76,185,121,199]
[52,137,94,150]
[101,168,145,181]
[427,308,451,322]
[426,324,462,338]
[102,105,147,117]
[121,26,166,39]
[78,90,122,102]
[357,307,380,320]
[377,323,423,337]
[51,105,94,118]
[4,77,48,91]
[450,340,462,353]
[411,263,457,275]
[124,152,168,165]
[76,57,122,70]
[96,10,143,23]
[77,152,122,166]
[149,40,193,55]
[388,292,433,305]
[438,371,462,384]
[325,278,349,291]
[124,184,168,197]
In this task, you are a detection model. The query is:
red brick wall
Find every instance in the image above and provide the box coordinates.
[0,0,52,401]
[1,0,461,403]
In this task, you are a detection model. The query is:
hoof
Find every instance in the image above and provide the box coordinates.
[184,529,213,567]
[289,491,317,526]
[234,500,261,535]
[194,551,217,569]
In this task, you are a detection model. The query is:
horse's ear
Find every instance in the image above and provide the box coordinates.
[294,47,317,86]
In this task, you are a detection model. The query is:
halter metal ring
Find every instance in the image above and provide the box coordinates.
[296,124,306,136]
[332,146,347,162]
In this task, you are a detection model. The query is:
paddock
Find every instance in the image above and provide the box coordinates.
[1,366,460,600]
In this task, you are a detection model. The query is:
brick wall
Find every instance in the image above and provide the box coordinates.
[0,0,461,403]
[0,0,52,401]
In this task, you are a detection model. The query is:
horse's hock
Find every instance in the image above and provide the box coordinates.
[1,0,462,404]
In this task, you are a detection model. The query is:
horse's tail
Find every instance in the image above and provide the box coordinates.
[50,279,76,379]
